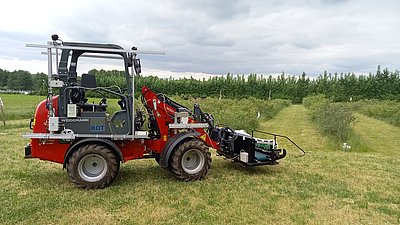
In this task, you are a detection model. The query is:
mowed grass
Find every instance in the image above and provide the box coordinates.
[0,94,45,130]
[0,104,399,224]
[352,113,400,154]
[0,94,44,120]
[259,105,399,224]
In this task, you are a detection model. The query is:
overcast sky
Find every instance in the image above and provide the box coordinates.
[0,0,399,78]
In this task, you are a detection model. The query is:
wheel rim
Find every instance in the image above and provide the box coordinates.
[181,149,205,174]
[78,154,108,182]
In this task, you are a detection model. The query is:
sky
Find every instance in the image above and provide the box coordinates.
[0,0,399,78]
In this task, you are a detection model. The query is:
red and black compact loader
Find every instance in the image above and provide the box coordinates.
[23,35,296,189]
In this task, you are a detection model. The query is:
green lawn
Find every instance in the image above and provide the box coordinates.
[0,103,399,224]
[0,94,45,119]
[259,105,400,224]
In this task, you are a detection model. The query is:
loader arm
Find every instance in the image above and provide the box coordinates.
[141,86,219,150]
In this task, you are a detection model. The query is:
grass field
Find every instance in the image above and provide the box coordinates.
[0,95,399,224]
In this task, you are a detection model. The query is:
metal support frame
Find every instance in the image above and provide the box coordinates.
[24,40,153,140]
[251,130,306,156]
[26,43,165,55]
[131,58,135,138]
[169,123,209,129]
[22,132,150,140]
[41,52,125,60]
[46,42,54,119]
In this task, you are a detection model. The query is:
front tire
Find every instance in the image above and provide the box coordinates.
[67,144,120,189]
[169,139,211,181]
[154,153,161,165]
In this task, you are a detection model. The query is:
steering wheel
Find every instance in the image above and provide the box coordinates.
[218,126,237,142]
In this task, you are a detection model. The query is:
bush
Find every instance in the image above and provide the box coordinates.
[314,103,355,141]
[355,100,400,127]
[303,95,355,142]
[247,98,291,120]
[291,96,303,104]
[302,94,331,114]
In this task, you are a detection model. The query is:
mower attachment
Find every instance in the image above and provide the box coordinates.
[214,128,305,166]
[215,128,287,166]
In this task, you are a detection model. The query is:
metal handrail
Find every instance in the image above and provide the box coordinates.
[252,130,306,156]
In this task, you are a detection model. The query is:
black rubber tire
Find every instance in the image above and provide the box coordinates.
[169,139,211,181]
[154,154,161,165]
[67,144,120,189]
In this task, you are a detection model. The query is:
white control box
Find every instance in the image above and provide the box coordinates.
[48,117,59,132]
[49,80,64,88]
[135,131,149,136]
[67,104,77,118]
[240,151,248,163]
[181,116,188,124]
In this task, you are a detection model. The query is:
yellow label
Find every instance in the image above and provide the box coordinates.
[200,134,206,141]
[163,135,167,141]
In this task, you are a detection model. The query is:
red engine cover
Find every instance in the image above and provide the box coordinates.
[33,96,59,133]
[30,96,69,164]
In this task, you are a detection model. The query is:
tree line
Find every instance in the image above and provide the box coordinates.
[89,66,399,102]
[0,69,47,94]
[1,66,399,102]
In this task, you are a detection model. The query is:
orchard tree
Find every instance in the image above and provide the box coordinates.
[7,70,33,91]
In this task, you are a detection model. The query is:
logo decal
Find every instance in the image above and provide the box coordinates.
[90,118,105,133]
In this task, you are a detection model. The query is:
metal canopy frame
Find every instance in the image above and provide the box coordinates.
[24,39,159,140]
[29,44,165,55]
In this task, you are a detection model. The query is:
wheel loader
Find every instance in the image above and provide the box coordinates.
[23,35,293,189]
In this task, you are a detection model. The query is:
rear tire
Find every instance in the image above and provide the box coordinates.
[67,144,119,189]
[169,139,211,181]
[154,154,161,165]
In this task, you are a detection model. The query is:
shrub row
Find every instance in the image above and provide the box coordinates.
[303,95,355,142]
[350,100,400,127]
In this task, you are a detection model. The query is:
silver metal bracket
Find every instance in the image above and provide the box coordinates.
[169,123,209,129]
[22,132,151,140]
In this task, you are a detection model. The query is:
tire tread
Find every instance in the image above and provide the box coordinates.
[169,139,211,181]
[67,144,119,189]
